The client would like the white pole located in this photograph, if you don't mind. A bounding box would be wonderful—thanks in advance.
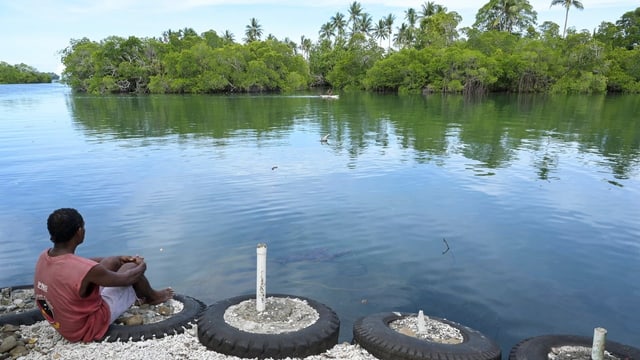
[256,243,267,312]
[592,327,607,360]
[417,310,427,333]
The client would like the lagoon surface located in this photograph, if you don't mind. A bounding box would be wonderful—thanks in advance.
[1,83,639,355]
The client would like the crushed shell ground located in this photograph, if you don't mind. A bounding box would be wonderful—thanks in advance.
[2,322,379,360]
[548,346,620,360]
[8,288,609,360]
[389,314,463,344]
[1,287,35,316]
[224,297,319,334]
[1,310,474,360]
[1,289,377,360]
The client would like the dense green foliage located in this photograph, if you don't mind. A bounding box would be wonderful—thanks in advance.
[0,62,56,84]
[61,28,310,94]
[60,2,640,94]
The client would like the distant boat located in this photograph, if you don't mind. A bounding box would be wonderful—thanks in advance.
[319,94,339,99]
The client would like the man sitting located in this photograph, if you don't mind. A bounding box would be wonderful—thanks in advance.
[34,208,174,342]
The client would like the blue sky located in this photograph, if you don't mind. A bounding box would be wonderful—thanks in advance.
[0,0,637,74]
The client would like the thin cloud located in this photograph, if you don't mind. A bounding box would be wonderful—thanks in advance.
[153,0,638,11]
[26,0,640,14]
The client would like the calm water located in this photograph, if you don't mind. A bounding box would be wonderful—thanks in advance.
[1,84,639,354]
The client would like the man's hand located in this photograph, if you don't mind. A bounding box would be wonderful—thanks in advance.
[97,255,145,272]
[120,255,144,265]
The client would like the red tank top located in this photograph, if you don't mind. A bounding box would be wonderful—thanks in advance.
[34,250,111,342]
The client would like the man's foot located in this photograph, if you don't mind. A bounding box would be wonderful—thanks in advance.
[144,288,175,305]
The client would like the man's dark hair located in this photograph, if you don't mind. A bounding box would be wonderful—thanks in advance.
[47,208,84,244]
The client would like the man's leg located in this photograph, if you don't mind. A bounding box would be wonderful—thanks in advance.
[118,262,174,305]
[101,286,137,323]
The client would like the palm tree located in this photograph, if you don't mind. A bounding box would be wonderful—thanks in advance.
[180,27,198,38]
[420,2,447,19]
[244,18,263,43]
[359,13,373,37]
[384,14,395,50]
[222,30,235,44]
[405,8,418,29]
[319,22,335,42]
[330,12,347,40]
[373,19,387,47]
[161,29,175,43]
[550,0,584,38]
[420,1,437,18]
[421,10,462,46]
[347,1,363,35]
[282,37,298,54]
[394,23,410,49]
[299,36,312,59]
[474,0,537,34]
[402,8,419,47]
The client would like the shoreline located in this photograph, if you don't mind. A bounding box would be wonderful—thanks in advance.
[2,289,377,359]
[8,320,378,360]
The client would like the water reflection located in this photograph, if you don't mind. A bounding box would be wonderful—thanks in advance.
[67,93,640,181]
[3,85,639,355]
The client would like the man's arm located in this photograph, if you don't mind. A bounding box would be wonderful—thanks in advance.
[96,256,142,272]
[79,260,147,297]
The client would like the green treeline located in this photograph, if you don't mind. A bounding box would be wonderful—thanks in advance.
[60,1,640,94]
[0,62,57,84]
[60,30,309,94]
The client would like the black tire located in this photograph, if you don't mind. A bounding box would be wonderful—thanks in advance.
[353,312,502,360]
[509,335,640,360]
[102,293,205,342]
[197,293,340,359]
[0,285,44,326]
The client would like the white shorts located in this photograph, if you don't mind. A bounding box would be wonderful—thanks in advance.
[100,286,138,324]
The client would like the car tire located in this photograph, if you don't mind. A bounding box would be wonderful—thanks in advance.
[0,284,44,326]
[353,312,501,360]
[102,293,205,342]
[197,293,340,359]
[509,334,640,360]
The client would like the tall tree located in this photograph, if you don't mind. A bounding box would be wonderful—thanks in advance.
[299,36,312,59]
[405,8,418,28]
[319,22,335,42]
[615,7,640,49]
[418,10,462,47]
[403,8,419,47]
[244,18,263,43]
[550,0,584,38]
[385,14,395,51]
[474,0,538,34]
[283,37,298,52]
[394,23,410,49]
[348,1,363,35]
[373,19,388,47]
[359,13,373,37]
[330,12,347,40]
[222,30,235,44]
[420,1,447,19]
[179,27,198,38]
[161,29,175,43]
[420,1,438,18]
[419,2,447,24]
